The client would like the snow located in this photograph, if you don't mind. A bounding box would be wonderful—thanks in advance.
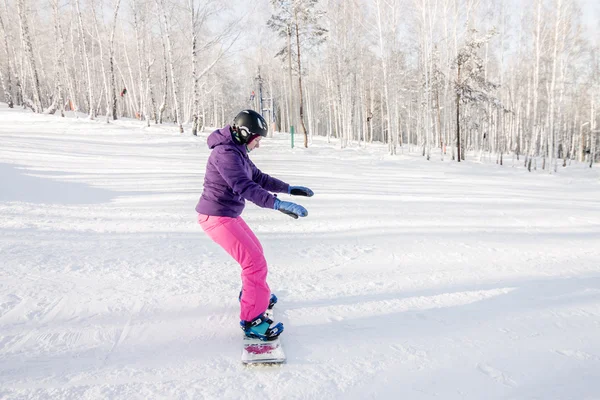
[1,102,600,399]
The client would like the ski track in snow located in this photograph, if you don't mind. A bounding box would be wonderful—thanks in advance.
[1,104,600,399]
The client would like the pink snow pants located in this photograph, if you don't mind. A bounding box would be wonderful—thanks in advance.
[197,214,270,321]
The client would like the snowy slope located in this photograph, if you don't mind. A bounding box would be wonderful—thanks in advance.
[1,103,600,400]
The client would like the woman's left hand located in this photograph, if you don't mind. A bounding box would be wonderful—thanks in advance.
[288,186,314,197]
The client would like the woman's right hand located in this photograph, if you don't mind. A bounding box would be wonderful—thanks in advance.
[274,198,308,219]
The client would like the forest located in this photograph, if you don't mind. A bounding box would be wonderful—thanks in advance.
[0,0,598,170]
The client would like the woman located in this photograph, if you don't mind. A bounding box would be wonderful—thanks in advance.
[196,109,313,341]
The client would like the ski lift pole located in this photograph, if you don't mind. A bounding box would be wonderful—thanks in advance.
[291,125,294,149]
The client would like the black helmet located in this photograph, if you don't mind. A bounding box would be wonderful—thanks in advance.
[232,109,268,144]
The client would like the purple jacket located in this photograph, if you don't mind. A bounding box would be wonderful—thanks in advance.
[195,125,289,217]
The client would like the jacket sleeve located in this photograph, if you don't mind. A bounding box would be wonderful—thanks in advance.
[215,148,277,209]
[250,161,290,193]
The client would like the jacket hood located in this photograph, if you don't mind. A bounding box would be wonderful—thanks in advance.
[207,125,237,149]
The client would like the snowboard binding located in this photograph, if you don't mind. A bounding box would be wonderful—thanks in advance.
[240,313,284,341]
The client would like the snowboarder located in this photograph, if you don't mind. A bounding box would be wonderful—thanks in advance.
[195,109,313,341]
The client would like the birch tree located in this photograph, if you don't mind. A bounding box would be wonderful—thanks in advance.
[17,0,43,112]
[156,0,183,133]
[453,28,501,162]
[268,0,327,147]
[131,0,146,122]
[75,0,95,118]
[375,0,394,155]
[51,0,79,115]
[0,7,14,108]
[189,0,237,136]
[108,0,122,120]
[0,0,596,171]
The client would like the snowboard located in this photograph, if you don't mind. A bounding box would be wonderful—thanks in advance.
[241,309,286,364]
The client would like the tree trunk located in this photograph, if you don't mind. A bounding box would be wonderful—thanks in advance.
[157,21,168,125]
[76,0,94,119]
[108,0,121,120]
[375,0,393,155]
[90,0,111,122]
[49,0,66,116]
[69,0,83,114]
[17,0,42,112]
[157,0,183,133]
[132,0,145,122]
[53,0,78,115]
[190,0,199,136]
[287,25,293,133]
[293,11,308,147]
[143,1,156,125]
[456,63,461,163]
[591,97,596,168]
[529,0,543,169]
[0,11,14,108]
[548,0,562,172]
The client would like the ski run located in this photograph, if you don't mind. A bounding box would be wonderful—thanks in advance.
[1,104,600,399]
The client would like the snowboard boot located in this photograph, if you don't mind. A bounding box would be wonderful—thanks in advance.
[268,293,278,310]
[238,291,278,310]
[240,313,284,341]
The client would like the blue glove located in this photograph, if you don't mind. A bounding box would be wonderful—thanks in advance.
[288,186,314,197]
[274,198,308,219]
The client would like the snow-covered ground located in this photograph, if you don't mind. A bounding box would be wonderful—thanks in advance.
[1,103,600,400]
